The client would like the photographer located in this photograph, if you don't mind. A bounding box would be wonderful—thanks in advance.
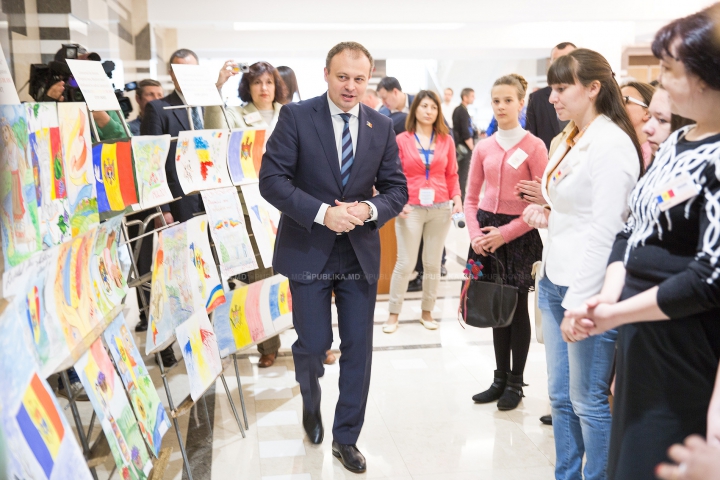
[38,45,128,142]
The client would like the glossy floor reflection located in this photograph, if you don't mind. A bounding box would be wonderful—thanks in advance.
[78,225,556,479]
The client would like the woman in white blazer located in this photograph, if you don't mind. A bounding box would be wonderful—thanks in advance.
[205,61,286,142]
[523,49,643,480]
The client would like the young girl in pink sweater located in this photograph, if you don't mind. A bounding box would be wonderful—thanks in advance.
[464,74,548,411]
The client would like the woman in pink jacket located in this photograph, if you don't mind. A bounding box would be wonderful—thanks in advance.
[382,90,462,333]
[465,74,548,411]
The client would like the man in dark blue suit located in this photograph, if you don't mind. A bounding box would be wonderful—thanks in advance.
[141,48,205,225]
[259,42,407,474]
[136,48,205,367]
[376,76,415,135]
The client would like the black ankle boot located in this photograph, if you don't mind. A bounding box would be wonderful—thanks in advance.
[472,370,507,403]
[497,373,525,411]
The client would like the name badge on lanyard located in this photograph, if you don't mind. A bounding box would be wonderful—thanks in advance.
[416,132,435,206]
[653,172,701,212]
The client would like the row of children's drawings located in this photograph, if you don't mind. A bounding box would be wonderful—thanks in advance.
[0,101,269,271]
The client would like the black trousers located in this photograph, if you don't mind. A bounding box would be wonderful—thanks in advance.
[289,235,376,444]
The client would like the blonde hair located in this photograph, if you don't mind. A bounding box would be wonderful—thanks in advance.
[492,74,528,100]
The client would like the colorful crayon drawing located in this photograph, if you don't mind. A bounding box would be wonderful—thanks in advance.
[0,104,42,268]
[90,215,128,318]
[76,339,153,480]
[47,227,102,355]
[26,102,71,248]
[175,311,222,402]
[186,215,226,313]
[200,187,257,281]
[2,247,72,377]
[146,223,195,355]
[92,140,139,214]
[213,275,292,357]
[227,128,266,185]
[174,129,232,194]
[104,314,170,457]
[131,135,174,209]
[240,183,280,268]
[57,102,99,236]
[0,305,93,480]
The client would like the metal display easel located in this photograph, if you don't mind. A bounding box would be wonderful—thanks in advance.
[116,101,252,480]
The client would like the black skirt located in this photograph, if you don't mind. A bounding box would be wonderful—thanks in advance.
[466,209,542,291]
[608,274,720,480]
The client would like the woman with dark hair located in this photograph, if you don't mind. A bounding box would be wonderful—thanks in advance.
[277,66,300,103]
[522,48,642,480]
[642,86,695,163]
[205,61,287,139]
[205,61,287,368]
[621,81,656,166]
[382,90,461,333]
[465,74,548,411]
[563,4,720,479]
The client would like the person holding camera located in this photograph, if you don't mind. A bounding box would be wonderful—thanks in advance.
[43,46,128,142]
[205,61,286,142]
[382,91,461,333]
[465,74,548,411]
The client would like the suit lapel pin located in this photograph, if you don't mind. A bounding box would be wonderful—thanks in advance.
[367,121,373,128]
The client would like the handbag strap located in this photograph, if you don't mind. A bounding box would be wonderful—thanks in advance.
[457,277,470,329]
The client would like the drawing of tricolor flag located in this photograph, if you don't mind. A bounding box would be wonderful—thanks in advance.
[656,188,676,205]
[16,372,65,478]
[269,280,292,321]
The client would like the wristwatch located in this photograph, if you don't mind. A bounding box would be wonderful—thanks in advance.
[361,201,374,222]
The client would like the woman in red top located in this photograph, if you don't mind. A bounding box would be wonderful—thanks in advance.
[465,74,549,410]
[382,91,462,333]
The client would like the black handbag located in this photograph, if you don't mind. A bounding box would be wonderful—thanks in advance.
[458,255,518,329]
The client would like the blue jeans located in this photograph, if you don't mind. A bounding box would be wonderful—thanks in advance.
[538,276,617,480]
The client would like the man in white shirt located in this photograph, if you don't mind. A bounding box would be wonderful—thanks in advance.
[442,87,458,128]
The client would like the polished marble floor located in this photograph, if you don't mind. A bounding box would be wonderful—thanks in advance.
[65,225,556,480]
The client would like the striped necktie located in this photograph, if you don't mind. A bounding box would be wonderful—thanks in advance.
[191,106,204,130]
[339,113,354,187]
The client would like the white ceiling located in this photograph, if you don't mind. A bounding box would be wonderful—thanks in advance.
[146,0,715,61]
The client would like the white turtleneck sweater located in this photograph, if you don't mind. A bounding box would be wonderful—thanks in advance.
[495,125,528,151]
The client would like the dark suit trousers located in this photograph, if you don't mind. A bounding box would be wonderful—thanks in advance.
[290,235,377,445]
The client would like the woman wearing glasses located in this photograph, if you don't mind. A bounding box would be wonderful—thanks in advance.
[621,82,656,167]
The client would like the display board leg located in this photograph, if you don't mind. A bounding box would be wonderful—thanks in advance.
[220,374,246,438]
[202,395,212,436]
[87,410,97,441]
[156,353,194,480]
[232,354,249,430]
[62,370,100,480]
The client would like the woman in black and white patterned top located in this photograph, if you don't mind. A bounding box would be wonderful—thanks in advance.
[562,5,720,480]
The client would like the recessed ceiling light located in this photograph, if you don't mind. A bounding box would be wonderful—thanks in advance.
[233,22,465,31]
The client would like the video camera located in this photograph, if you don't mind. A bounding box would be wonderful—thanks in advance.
[29,44,134,119]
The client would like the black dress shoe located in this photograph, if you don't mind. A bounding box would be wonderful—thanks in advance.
[407,276,423,292]
[303,410,323,444]
[135,317,148,332]
[540,414,553,425]
[332,441,366,474]
[441,265,448,277]
[157,345,178,369]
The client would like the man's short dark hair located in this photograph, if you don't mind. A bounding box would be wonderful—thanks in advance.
[169,48,198,65]
[460,87,474,100]
[554,42,577,51]
[136,79,162,96]
[377,77,402,93]
[325,42,374,72]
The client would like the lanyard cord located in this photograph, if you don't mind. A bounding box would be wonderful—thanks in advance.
[414,131,435,181]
